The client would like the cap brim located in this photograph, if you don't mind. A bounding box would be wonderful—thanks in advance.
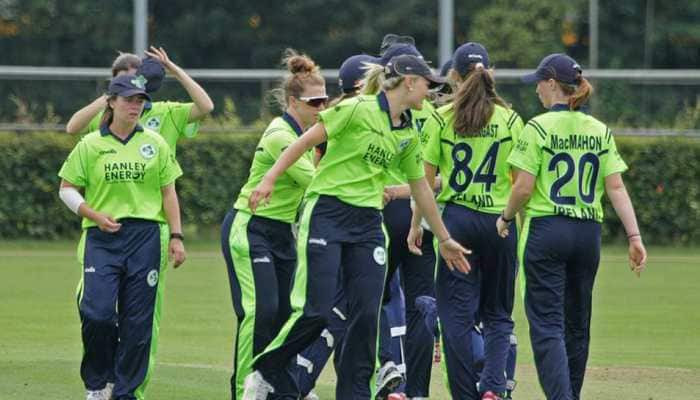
[425,74,447,89]
[119,89,152,102]
[521,72,542,84]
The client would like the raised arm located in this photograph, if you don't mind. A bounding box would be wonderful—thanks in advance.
[65,96,106,135]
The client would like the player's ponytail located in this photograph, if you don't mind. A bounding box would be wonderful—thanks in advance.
[271,49,325,109]
[452,63,508,136]
[556,72,593,110]
[361,63,405,95]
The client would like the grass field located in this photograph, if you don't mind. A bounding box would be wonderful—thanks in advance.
[1,241,699,399]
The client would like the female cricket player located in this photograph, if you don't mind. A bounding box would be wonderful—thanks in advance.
[497,53,647,400]
[243,54,471,400]
[221,49,325,400]
[65,46,214,155]
[58,74,185,400]
[410,42,523,400]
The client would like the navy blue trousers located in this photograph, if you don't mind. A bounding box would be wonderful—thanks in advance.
[254,195,387,400]
[79,219,166,400]
[436,204,517,399]
[522,216,601,400]
[379,199,436,397]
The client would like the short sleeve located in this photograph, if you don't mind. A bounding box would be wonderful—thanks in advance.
[507,121,543,176]
[399,135,425,181]
[318,101,357,140]
[422,114,443,166]
[507,110,525,146]
[165,102,195,138]
[58,140,88,186]
[159,141,183,186]
[602,131,628,176]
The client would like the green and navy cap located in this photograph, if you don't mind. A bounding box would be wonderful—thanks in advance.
[522,53,582,85]
[108,74,152,101]
[386,54,446,88]
[452,42,489,76]
[136,56,165,93]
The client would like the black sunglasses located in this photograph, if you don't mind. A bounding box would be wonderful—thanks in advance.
[298,96,329,108]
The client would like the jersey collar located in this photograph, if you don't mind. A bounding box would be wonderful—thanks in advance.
[549,103,590,114]
[282,112,304,136]
[100,123,144,145]
[143,101,153,112]
[377,91,413,130]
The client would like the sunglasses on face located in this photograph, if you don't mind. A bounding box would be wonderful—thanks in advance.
[298,95,329,108]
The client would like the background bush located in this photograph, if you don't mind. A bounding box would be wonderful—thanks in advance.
[2,132,698,244]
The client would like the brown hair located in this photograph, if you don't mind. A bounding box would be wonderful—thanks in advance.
[99,95,118,127]
[453,65,509,136]
[111,52,142,77]
[271,49,325,109]
[556,75,594,110]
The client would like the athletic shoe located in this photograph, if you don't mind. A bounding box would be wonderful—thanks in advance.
[375,361,404,400]
[303,391,320,400]
[481,391,503,400]
[86,390,105,400]
[102,382,114,400]
[387,393,407,400]
[242,370,275,400]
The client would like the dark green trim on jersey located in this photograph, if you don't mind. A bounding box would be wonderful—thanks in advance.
[99,123,145,145]
[377,92,413,130]
[527,120,548,140]
[507,111,519,130]
[500,137,513,144]
[431,110,446,130]
[282,112,304,136]
[440,138,454,147]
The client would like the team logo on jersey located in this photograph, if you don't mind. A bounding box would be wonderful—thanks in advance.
[398,138,411,151]
[373,246,386,265]
[145,116,161,130]
[140,143,157,159]
[147,269,159,287]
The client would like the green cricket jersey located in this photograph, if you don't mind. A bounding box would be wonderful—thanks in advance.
[234,113,315,223]
[85,101,198,155]
[423,103,524,213]
[59,125,183,229]
[384,99,435,185]
[308,92,425,209]
[507,105,628,222]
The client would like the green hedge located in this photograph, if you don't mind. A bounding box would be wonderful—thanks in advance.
[2,132,699,245]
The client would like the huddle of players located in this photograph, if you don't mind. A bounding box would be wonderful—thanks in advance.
[60,32,646,400]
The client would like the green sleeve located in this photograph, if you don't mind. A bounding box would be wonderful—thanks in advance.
[422,114,442,166]
[602,132,628,176]
[508,111,525,146]
[399,136,425,181]
[163,102,196,138]
[507,122,543,176]
[159,140,183,186]
[264,130,315,188]
[58,140,88,186]
[318,102,356,141]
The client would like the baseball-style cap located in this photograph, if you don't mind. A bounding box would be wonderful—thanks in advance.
[338,54,379,93]
[108,74,152,101]
[385,54,446,89]
[379,33,416,55]
[439,59,453,77]
[379,43,423,66]
[452,42,489,76]
[136,56,165,93]
[522,53,582,85]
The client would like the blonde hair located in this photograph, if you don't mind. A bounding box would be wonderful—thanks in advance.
[360,63,406,95]
[271,49,325,109]
[452,64,509,136]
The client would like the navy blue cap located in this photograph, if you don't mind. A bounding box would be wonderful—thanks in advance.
[522,53,582,85]
[108,74,152,101]
[136,56,165,93]
[386,54,446,89]
[439,59,453,77]
[452,42,489,76]
[379,43,423,66]
[338,54,379,93]
[379,33,416,55]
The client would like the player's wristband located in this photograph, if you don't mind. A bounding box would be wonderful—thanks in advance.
[170,233,185,242]
[500,212,514,224]
[627,233,641,240]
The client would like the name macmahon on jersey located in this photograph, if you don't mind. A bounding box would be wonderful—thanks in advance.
[550,134,603,152]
